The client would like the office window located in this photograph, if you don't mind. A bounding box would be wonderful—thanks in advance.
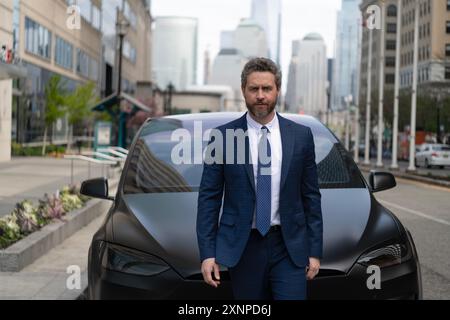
[123,0,137,29]
[77,49,89,78]
[447,21,450,33]
[89,57,98,81]
[55,36,73,70]
[446,66,450,80]
[387,5,397,17]
[25,17,51,59]
[447,0,450,10]
[386,40,396,50]
[446,44,450,57]
[386,74,395,84]
[387,23,397,33]
[386,56,396,67]
[123,40,136,63]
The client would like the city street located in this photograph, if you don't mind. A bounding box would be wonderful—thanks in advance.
[363,172,450,299]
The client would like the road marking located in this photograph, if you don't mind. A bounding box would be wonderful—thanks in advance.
[380,200,450,227]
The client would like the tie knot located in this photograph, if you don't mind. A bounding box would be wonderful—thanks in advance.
[261,126,270,133]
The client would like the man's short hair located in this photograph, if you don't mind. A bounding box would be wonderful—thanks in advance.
[241,57,282,90]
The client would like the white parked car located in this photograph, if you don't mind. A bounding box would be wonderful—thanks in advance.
[415,144,450,168]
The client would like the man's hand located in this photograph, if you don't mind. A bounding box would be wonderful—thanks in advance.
[201,258,221,288]
[306,257,320,280]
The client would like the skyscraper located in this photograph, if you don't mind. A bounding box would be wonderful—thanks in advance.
[285,34,328,118]
[332,0,362,111]
[152,16,198,90]
[251,0,282,64]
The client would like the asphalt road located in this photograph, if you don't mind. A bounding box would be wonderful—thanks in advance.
[363,172,450,300]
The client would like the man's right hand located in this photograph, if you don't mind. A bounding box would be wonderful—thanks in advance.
[201,258,221,288]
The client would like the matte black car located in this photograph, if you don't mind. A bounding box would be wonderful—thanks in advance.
[81,112,422,300]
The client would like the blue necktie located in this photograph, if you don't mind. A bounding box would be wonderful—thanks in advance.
[256,126,272,237]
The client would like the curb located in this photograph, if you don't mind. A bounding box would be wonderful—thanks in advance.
[358,165,450,188]
[0,178,119,272]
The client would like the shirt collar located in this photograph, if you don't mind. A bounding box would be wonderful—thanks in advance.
[246,112,278,132]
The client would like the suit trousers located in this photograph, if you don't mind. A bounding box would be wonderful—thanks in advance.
[228,227,307,300]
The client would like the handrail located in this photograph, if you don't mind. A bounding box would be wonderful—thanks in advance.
[97,148,128,159]
[81,151,124,162]
[63,155,117,185]
[108,146,129,155]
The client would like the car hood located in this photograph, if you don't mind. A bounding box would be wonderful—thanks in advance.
[120,188,397,278]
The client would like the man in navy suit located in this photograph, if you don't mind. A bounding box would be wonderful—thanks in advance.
[197,57,323,300]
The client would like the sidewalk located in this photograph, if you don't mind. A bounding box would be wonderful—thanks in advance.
[0,156,119,300]
[0,157,112,218]
[357,159,450,188]
[0,211,106,299]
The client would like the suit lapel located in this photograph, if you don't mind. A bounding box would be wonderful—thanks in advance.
[278,114,294,190]
[234,113,256,193]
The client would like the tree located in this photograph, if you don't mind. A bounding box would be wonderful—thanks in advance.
[43,75,67,156]
[65,81,99,150]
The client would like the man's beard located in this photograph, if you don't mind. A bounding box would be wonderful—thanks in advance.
[246,100,277,120]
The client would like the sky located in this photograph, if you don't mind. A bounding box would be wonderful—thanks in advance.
[151,0,342,92]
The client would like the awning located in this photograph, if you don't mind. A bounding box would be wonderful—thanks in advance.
[0,61,27,80]
[92,92,151,113]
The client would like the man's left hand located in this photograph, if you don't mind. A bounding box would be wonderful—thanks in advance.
[306,257,320,280]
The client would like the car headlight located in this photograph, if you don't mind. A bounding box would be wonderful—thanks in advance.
[101,242,170,276]
[357,241,412,268]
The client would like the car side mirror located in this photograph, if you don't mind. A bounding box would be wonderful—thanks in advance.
[368,171,397,193]
[80,177,114,201]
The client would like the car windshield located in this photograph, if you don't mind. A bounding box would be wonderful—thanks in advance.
[123,116,365,194]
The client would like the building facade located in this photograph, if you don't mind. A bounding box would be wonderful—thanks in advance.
[285,33,328,118]
[251,0,282,64]
[399,0,450,89]
[359,0,398,112]
[11,0,103,144]
[152,16,198,91]
[332,0,362,111]
[0,0,14,161]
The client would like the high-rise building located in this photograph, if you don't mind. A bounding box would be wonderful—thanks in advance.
[209,48,247,111]
[220,30,234,50]
[332,0,362,111]
[251,0,282,64]
[285,34,328,118]
[152,16,198,90]
[233,18,269,58]
[203,48,211,85]
[358,0,398,111]
[399,0,450,89]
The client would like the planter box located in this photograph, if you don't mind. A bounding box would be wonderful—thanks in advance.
[0,198,113,272]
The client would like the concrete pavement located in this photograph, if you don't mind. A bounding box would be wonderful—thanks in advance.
[0,157,114,218]
[0,156,118,300]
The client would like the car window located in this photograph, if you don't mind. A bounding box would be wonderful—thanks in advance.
[123,117,365,194]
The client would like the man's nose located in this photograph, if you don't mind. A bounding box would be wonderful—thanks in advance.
[256,89,264,99]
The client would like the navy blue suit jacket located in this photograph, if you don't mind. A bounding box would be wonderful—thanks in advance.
[196,113,323,268]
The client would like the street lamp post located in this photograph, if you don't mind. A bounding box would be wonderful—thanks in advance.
[116,10,129,148]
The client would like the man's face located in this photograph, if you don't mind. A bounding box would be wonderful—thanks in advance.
[242,72,279,120]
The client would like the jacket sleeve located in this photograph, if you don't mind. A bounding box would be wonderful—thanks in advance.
[196,133,224,262]
[301,127,323,259]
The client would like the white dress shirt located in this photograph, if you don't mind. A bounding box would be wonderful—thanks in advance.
[246,112,282,228]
